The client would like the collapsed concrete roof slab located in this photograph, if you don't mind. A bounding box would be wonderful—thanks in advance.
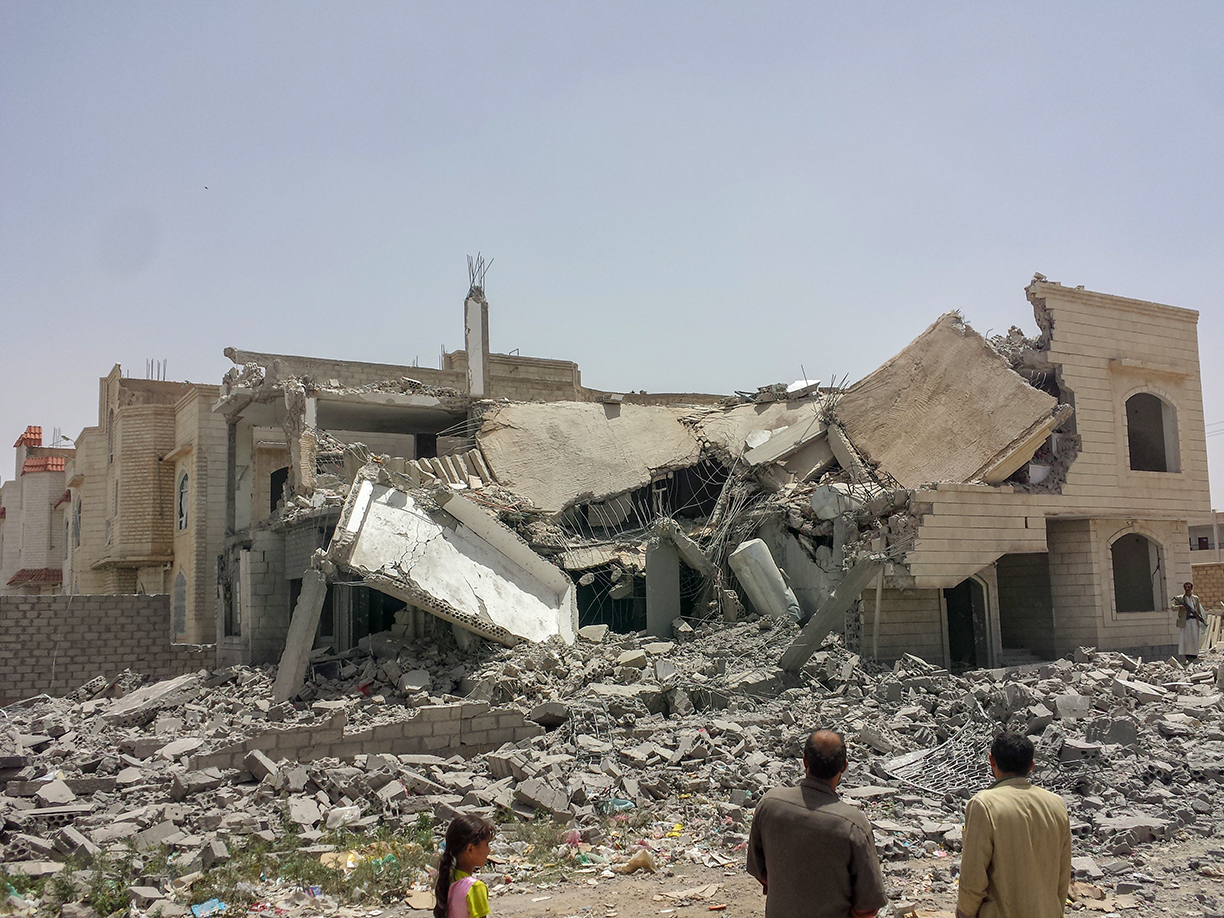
[327,477,578,645]
[836,313,1069,488]
[691,400,824,460]
[476,402,703,514]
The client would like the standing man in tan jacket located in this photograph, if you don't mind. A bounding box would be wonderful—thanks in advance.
[956,733,1071,918]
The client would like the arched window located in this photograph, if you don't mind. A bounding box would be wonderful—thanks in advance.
[1125,393,1179,472]
[107,409,115,464]
[74,500,82,547]
[177,473,189,530]
[1111,532,1162,613]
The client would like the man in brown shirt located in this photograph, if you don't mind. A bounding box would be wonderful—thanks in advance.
[747,730,887,918]
[956,732,1071,918]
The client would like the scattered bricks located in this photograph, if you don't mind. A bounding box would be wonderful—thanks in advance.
[171,769,225,801]
[128,886,165,908]
[120,737,164,760]
[1024,703,1054,734]
[397,669,432,693]
[654,659,679,683]
[54,825,101,863]
[1053,693,1091,720]
[201,837,230,869]
[1112,677,1168,704]
[9,833,57,861]
[616,649,648,668]
[528,702,569,728]
[1059,738,1104,762]
[64,777,117,795]
[1085,716,1140,748]
[135,820,179,852]
[116,766,144,786]
[158,737,204,760]
[514,777,572,819]
[287,796,322,827]
[1072,855,1104,879]
[244,749,280,782]
[486,749,524,781]
[376,779,407,805]
[578,624,609,643]
[285,765,309,793]
[34,778,76,805]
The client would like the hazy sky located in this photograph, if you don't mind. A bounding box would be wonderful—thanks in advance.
[2,3,1221,505]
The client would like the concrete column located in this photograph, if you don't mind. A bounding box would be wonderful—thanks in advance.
[464,292,490,397]
[272,570,328,703]
[728,538,802,622]
[646,539,681,638]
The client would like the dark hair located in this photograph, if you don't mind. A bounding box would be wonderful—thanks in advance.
[803,730,847,781]
[434,814,495,918]
[991,732,1035,776]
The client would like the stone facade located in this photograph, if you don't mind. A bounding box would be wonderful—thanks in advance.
[871,280,1212,664]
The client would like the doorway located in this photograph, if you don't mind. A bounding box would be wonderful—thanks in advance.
[944,578,988,668]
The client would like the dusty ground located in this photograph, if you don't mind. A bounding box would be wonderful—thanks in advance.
[455,833,1224,918]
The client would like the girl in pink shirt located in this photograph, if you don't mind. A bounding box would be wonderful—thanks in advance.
[434,815,495,918]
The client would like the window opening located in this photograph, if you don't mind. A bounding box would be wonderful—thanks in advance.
[177,473,189,530]
[1125,393,1178,472]
[173,572,187,635]
[1111,532,1161,613]
[270,466,289,516]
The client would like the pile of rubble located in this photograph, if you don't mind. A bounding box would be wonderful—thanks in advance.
[3,617,1223,914]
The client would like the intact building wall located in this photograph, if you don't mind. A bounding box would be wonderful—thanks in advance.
[857,588,945,664]
[1190,561,1224,610]
[0,594,212,705]
[1047,519,1098,656]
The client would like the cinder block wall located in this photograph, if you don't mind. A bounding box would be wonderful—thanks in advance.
[996,553,1056,659]
[0,594,213,705]
[1191,561,1224,609]
[192,703,544,770]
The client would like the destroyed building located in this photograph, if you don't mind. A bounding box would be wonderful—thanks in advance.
[214,283,725,667]
[244,275,1211,679]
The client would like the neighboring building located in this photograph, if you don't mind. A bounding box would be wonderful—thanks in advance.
[1189,509,1223,558]
[860,278,1213,663]
[64,366,226,644]
[0,426,74,596]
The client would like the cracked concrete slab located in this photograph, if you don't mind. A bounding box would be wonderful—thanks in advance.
[327,476,577,645]
[836,313,1069,488]
[476,402,702,514]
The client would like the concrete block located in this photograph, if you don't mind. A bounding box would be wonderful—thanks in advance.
[244,749,280,781]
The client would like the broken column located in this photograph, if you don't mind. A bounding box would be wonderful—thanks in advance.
[646,538,681,638]
[272,569,329,703]
[727,539,802,622]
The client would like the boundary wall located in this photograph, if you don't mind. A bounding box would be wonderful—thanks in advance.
[0,594,213,705]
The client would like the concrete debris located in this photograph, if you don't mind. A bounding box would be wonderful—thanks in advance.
[836,312,1071,488]
[2,620,1222,917]
[325,473,578,647]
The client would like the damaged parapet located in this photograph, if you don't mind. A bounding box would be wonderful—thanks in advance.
[326,467,578,648]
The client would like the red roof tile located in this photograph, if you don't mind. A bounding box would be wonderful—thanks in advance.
[7,568,63,586]
[22,456,66,474]
[54,490,72,508]
[13,426,42,448]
